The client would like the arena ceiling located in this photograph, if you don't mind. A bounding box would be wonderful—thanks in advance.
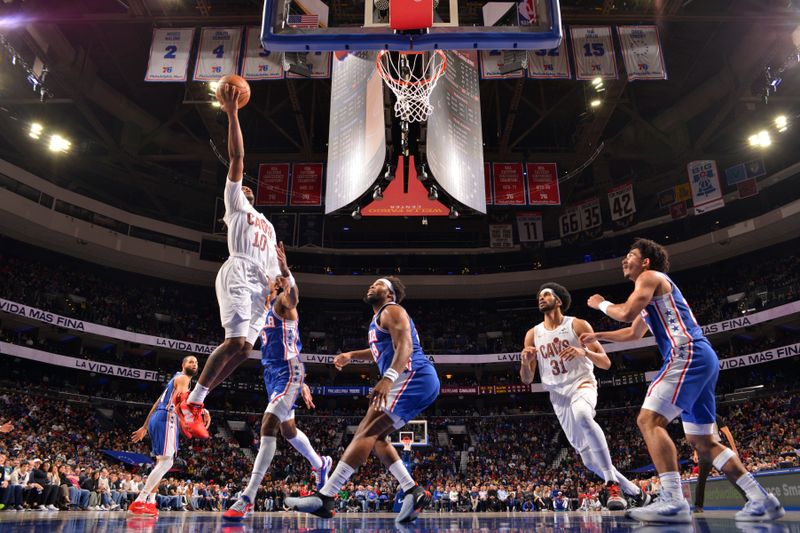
[0,0,798,234]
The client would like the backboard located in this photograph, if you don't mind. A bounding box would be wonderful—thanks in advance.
[388,419,428,447]
[261,0,562,52]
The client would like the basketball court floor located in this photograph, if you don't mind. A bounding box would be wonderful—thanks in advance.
[0,510,798,532]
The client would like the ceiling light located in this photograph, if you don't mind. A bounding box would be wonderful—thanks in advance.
[590,99,602,108]
[591,77,603,86]
[775,115,788,132]
[211,101,221,108]
[351,206,362,220]
[757,130,771,147]
[29,122,43,139]
[48,134,70,153]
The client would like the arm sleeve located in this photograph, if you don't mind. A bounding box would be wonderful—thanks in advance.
[224,178,246,214]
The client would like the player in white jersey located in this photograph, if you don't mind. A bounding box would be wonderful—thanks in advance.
[520,282,649,509]
[177,84,281,440]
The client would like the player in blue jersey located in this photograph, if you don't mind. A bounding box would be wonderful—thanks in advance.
[130,355,209,517]
[286,276,439,523]
[584,239,784,523]
[223,244,332,521]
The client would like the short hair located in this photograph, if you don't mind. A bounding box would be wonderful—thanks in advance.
[538,282,571,312]
[630,238,670,273]
[384,276,406,303]
[182,355,197,365]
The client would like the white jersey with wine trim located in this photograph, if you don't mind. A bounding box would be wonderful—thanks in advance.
[534,316,597,398]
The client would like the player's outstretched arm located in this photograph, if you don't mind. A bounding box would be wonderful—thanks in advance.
[579,314,649,345]
[132,396,162,442]
[587,271,660,323]
[220,85,244,184]
[275,242,299,310]
[519,328,537,385]
[333,349,373,370]
[568,319,611,370]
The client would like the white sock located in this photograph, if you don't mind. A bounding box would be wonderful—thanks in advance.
[613,467,641,496]
[659,471,683,500]
[135,491,148,503]
[320,461,355,497]
[147,492,157,504]
[187,384,210,405]
[736,473,769,503]
[140,457,173,500]
[287,430,323,470]
[388,460,416,492]
[243,436,277,501]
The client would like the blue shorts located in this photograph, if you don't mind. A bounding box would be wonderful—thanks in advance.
[383,365,440,429]
[148,409,179,457]
[263,358,305,422]
[643,339,719,435]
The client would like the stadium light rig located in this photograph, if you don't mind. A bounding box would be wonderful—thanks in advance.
[748,130,771,148]
[29,123,43,139]
[774,115,788,132]
[48,134,71,153]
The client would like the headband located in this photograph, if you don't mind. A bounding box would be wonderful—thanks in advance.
[376,278,395,294]
[538,288,561,304]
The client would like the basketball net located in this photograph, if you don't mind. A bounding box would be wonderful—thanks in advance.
[401,436,413,452]
[376,50,447,123]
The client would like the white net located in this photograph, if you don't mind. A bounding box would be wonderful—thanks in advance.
[376,50,447,123]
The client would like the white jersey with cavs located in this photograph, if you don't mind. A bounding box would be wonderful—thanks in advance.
[534,315,599,451]
[534,316,597,399]
[215,179,281,345]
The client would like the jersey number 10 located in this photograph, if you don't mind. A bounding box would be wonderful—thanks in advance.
[252,231,268,251]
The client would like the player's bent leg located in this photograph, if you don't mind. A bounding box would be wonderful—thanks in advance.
[685,432,784,522]
[281,419,331,490]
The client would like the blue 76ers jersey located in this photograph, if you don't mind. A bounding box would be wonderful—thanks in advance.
[368,302,432,375]
[641,272,706,359]
[156,372,183,412]
[260,304,301,368]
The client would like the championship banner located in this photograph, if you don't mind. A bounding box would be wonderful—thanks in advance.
[607,182,636,221]
[256,163,290,206]
[617,25,667,81]
[570,26,618,80]
[492,163,525,205]
[527,38,571,79]
[1,342,160,382]
[578,197,602,231]
[687,160,725,214]
[193,27,243,82]
[526,163,560,205]
[516,212,544,243]
[286,51,332,79]
[558,206,582,238]
[241,26,283,80]
[479,50,525,79]
[484,163,493,205]
[489,224,514,248]
[145,28,194,82]
[290,163,323,206]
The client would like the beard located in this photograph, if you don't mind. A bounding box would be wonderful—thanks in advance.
[364,293,382,305]
[184,367,198,377]
[538,302,556,313]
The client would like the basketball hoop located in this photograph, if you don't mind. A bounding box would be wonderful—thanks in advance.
[400,435,413,452]
[376,50,446,123]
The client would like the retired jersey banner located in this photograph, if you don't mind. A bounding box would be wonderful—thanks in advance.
[617,25,667,81]
[484,163,493,205]
[570,26,617,80]
[241,26,283,80]
[558,207,582,238]
[688,160,725,214]
[492,163,526,205]
[286,51,332,79]
[578,197,602,231]
[607,182,636,221]
[290,163,323,206]
[516,212,544,242]
[527,37,571,79]
[256,163,290,206]
[145,28,194,82]
[479,50,525,79]
[489,224,514,248]
[526,163,560,205]
[193,27,243,81]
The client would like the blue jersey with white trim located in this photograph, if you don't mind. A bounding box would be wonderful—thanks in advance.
[156,372,183,412]
[641,272,706,358]
[260,304,302,368]
[368,302,431,375]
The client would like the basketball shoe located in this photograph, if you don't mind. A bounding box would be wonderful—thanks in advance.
[285,491,336,518]
[396,485,431,524]
[313,456,333,491]
[627,497,691,523]
[223,495,253,522]
[735,494,785,522]
[175,392,209,439]
[128,501,158,517]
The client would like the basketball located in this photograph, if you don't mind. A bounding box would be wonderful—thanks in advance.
[215,74,250,109]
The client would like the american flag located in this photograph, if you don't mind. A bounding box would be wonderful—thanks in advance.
[287,14,319,28]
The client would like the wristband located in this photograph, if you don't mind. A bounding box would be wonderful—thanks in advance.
[287,274,296,288]
[383,368,399,383]
[598,301,612,315]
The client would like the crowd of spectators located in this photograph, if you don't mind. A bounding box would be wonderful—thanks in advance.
[1,381,797,514]
[1,239,798,356]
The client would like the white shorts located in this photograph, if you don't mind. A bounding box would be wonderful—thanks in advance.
[550,385,598,452]
[265,358,305,423]
[215,257,270,345]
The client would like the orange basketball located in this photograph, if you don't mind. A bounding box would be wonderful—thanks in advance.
[215,74,251,109]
